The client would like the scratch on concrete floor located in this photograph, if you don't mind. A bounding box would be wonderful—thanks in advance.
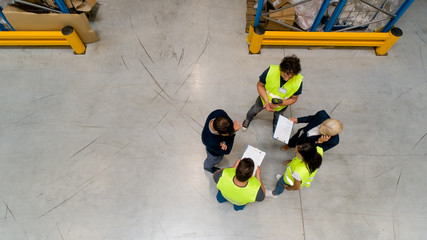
[151,88,173,105]
[420,46,426,75]
[413,132,427,150]
[395,168,403,193]
[298,190,307,240]
[184,34,212,74]
[31,94,56,103]
[57,223,64,240]
[139,58,174,101]
[136,35,154,64]
[193,186,211,203]
[330,98,344,115]
[183,114,201,135]
[153,112,168,129]
[177,48,184,67]
[180,95,190,112]
[38,179,95,218]
[3,201,17,222]
[159,221,166,235]
[76,164,114,188]
[416,30,427,45]
[185,113,203,128]
[395,81,426,100]
[68,137,99,159]
[373,162,406,179]
[175,70,193,94]
[129,15,135,33]
[121,56,130,71]
[154,129,168,145]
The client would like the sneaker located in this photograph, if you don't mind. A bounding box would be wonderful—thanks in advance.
[265,189,278,198]
[242,119,251,132]
[275,174,282,180]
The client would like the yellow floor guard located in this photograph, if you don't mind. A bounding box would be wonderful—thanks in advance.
[247,25,402,56]
[0,26,86,54]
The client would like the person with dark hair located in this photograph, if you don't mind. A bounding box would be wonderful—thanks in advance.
[213,158,266,211]
[281,110,343,152]
[202,109,242,173]
[266,141,323,198]
[242,55,303,132]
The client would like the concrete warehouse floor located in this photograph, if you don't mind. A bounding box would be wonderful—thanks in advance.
[0,0,426,239]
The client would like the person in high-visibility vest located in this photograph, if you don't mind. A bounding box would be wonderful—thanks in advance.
[202,109,242,173]
[281,110,343,152]
[265,141,322,198]
[242,55,303,132]
[213,158,265,211]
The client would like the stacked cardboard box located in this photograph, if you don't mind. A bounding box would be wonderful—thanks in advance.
[265,3,295,31]
[246,0,256,32]
[246,0,295,32]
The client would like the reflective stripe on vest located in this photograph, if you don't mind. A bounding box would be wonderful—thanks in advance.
[283,146,324,189]
[217,168,261,206]
[261,65,303,112]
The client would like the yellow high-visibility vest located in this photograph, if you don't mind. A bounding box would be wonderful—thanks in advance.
[283,146,323,189]
[217,168,261,206]
[261,65,303,112]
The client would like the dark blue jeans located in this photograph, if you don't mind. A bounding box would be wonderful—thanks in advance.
[246,97,288,130]
[204,149,223,171]
[272,175,291,196]
[216,190,246,211]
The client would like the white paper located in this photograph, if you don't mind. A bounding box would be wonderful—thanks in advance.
[242,145,266,175]
[273,115,294,144]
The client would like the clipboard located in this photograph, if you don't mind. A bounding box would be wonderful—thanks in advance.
[242,145,266,175]
[273,115,294,144]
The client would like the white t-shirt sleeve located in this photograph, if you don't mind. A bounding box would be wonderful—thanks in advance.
[292,171,301,181]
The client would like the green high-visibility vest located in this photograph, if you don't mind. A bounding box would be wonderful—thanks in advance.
[217,168,261,206]
[261,65,303,112]
[283,146,324,189]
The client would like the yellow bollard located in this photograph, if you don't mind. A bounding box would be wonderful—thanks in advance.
[248,25,265,54]
[62,26,86,54]
[375,27,402,55]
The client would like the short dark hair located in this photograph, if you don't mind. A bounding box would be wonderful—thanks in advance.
[297,141,322,174]
[236,158,254,182]
[280,55,301,75]
[213,116,234,135]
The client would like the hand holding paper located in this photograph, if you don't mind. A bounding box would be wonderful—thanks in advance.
[273,115,294,144]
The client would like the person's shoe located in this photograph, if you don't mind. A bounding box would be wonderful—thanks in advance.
[205,167,220,174]
[242,119,251,132]
[275,174,282,180]
[265,189,278,198]
[280,145,290,151]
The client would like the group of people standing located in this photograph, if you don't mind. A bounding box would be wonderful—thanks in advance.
[201,55,344,211]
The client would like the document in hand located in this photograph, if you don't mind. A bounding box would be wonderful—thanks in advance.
[242,145,266,175]
[273,115,294,144]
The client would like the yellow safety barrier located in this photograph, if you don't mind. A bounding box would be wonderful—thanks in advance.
[247,25,403,56]
[0,26,86,54]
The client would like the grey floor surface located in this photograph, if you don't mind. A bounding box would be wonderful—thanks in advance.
[1,0,426,239]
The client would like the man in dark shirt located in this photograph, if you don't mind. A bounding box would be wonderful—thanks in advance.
[202,109,241,173]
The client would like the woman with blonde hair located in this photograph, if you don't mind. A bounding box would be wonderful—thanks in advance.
[281,110,343,152]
